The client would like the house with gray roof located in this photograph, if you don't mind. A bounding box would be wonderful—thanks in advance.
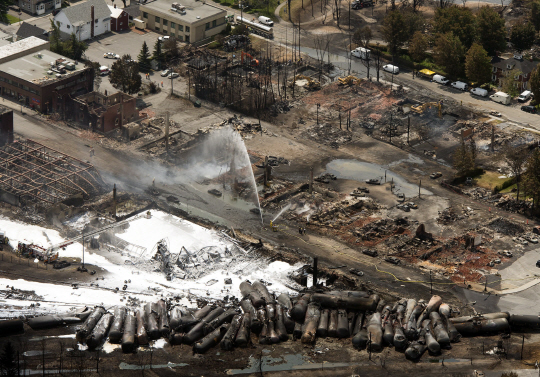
[53,0,112,41]
[491,54,540,91]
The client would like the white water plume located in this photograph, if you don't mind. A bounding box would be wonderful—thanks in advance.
[272,203,292,222]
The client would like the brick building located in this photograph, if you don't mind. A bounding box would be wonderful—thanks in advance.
[108,5,129,31]
[0,49,93,113]
[69,91,138,133]
[491,54,540,91]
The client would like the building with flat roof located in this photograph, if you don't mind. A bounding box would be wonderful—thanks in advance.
[139,0,226,43]
[0,49,93,113]
[0,36,50,64]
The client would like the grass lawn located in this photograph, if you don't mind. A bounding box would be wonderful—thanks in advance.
[475,171,507,190]
[5,14,21,24]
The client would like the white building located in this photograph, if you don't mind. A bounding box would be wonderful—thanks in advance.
[53,0,111,41]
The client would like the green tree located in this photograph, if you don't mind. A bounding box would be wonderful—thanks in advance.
[433,7,477,50]
[453,139,476,176]
[502,144,529,201]
[84,61,102,91]
[510,22,536,52]
[408,31,428,62]
[0,342,17,377]
[382,10,407,57]
[402,9,424,42]
[152,40,165,69]
[353,26,372,48]
[110,55,142,94]
[49,20,64,56]
[433,32,465,77]
[163,37,180,60]
[232,24,249,35]
[531,0,540,31]
[63,33,88,60]
[500,68,523,97]
[477,6,507,56]
[530,65,540,101]
[465,43,492,84]
[523,149,540,208]
[138,41,152,73]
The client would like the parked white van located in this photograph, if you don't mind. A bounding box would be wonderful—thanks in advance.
[351,47,370,60]
[258,16,274,26]
[450,81,468,91]
[490,91,511,105]
[383,64,399,74]
[432,74,449,85]
[518,90,532,102]
[470,87,488,97]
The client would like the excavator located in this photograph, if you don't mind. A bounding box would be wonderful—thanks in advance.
[410,102,442,118]
[241,51,259,67]
[288,74,321,90]
[338,75,361,86]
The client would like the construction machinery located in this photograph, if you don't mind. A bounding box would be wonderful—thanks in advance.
[241,51,259,67]
[338,75,361,86]
[410,102,442,118]
[288,74,320,90]
[17,242,58,263]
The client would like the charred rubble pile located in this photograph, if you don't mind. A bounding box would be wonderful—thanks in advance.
[4,282,540,361]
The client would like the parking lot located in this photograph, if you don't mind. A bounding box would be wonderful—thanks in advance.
[82,29,184,93]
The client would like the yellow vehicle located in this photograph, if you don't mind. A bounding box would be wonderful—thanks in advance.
[410,102,442,118]
[338,75,361,86]
[289,74,320,90]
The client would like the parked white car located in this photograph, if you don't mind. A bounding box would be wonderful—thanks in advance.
[168,72,179,79]
[470,87,488,97]
[450,81,468,91]
[158,36,171,42]
[433,74,449,85]
[351,47,370,60]
[383,64,399,74]
[103,52,120,59]
[161,69,172,77]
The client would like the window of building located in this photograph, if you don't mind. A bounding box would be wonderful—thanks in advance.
[212,20,216,27]
[143,12,148,18]
[171,32,175,37]
[171,21,176,28]
[186,26,190,32]
[95,19,98,23]
[178,35,183,41]
[186,35,190,42]
[155,26,160,31]
[163,19,168,26]
[155,16,160,23]
[178,24,183,31]
[206,22,210,30]
[492,66,497,73]
[67,24,70,28]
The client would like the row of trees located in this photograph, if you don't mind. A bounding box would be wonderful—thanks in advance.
[379,4,538,85]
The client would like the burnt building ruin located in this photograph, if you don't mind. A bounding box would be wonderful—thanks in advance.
[70,91,139,133]
[0,139,105,206]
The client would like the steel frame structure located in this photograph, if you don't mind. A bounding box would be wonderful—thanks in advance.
[0,139,105,205]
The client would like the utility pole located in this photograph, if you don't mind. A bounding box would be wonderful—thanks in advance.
[430,270,433,294]
[316,103,320,125]
[407,115,410,145]
[419,180,421,199]
[165,111,169,154]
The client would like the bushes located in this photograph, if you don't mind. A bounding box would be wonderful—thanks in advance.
[494,176,517,192]
[452,168,485,184]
